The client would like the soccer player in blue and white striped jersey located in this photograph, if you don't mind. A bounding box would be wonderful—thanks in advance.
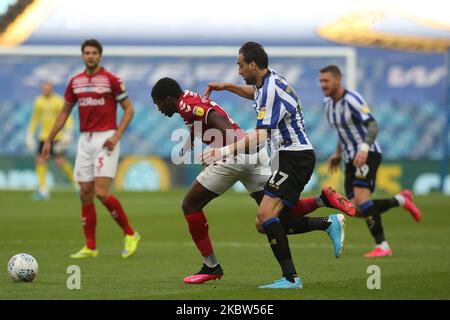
[202,43,354,289]
[319,65,422,258]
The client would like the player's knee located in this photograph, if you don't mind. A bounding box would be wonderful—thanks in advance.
[54,156,65,167]
[79,189,94,205]
[181,197,199,215]
[255,218,265,234]
[96,194,108,203]
[95,190,109,202]
[36,156,46,165]
[256,207,271,224]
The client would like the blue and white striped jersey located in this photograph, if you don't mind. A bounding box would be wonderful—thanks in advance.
[253,69,313,157]
[325,89,382,162]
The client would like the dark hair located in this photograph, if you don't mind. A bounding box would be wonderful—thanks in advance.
[239,41,268,69]
[320,65,342,78]
[151,77,183,99]
[81,39,103,55]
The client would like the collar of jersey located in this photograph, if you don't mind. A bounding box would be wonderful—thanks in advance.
[84,66,104,77]
[256,69,272,90]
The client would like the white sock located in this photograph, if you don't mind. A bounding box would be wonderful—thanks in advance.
[376,241,390,251]
[203,254,218,268]
[394,194,405,207]
[315,196,325,208]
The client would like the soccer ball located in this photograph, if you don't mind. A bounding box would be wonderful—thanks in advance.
[7,253,38,282]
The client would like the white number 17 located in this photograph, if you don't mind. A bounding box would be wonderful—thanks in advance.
[269,171,289,187]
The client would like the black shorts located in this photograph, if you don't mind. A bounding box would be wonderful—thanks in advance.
[264,150,315,208]
[37,141,66,156]
[344,152,382,199]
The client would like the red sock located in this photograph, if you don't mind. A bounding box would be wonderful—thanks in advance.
[291,197,318,216]
[102,195,134,235]
[185,211,213,257]
[82,203,97,249]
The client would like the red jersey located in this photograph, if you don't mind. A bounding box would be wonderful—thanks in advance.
[177,90,244,148]
[64,67,128,132]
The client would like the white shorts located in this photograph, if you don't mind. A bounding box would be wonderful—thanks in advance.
[74,130,120,182]
[196,148,272,195]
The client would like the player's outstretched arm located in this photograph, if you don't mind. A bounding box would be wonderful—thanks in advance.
[42,103,74,159]
[199,129,267,165]
[103,98,134,151]
[204,82,254,100]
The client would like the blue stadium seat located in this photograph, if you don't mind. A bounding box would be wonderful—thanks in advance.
[0,98,442,160]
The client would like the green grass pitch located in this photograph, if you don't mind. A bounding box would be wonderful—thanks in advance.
[0,190,449,299]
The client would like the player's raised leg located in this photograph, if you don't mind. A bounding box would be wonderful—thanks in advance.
[251,185,346,259]
[70,181,98,258]
[290,186,355,217]
[398,190,422,222]
[181,180,224,284]
[95,177,140,258]
[368,190,422,222]
[255,205,345,259]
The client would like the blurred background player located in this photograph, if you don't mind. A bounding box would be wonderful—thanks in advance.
[319,65,422,258]
[152,77,352,285]
[204,42,352,289]
[42,39,140,259]
[26,81,75,200]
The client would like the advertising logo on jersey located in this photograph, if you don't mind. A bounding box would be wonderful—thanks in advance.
[78,97,106,107]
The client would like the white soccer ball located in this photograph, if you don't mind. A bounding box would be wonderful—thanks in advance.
[7,253,38,282]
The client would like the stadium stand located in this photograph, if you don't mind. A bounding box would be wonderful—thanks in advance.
[0,95,443,160]
[0,40,446,163]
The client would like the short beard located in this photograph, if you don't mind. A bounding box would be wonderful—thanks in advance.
[327,88,338,98]
[244,75,257,85]
[86,62,99,71]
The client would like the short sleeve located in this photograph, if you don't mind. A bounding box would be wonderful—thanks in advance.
[64,78,77,106]
[110,74,128,102]
[345,92,374,124]
[179,99,213,125]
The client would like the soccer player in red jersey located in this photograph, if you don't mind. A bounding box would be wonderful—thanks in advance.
[151,77,354,284]
[42,39,140,259]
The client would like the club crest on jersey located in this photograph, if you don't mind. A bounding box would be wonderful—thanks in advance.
[193,106,205,117]
[362,105,371,113]
[257,107,266,120]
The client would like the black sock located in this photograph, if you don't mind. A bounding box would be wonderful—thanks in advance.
[373,198,399,214]
[262,217,297,282]
[319,192,331,207]
[360,201,385,244]
[280,216,331,234]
